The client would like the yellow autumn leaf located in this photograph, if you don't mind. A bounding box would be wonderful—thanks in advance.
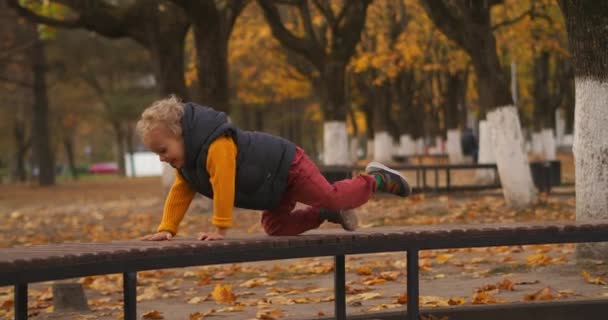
[435,254,453,264]
[142,310,164,319]
[211,284,236,304]
[356,266,373,275]
[523,287,556,301]
[472,291,501,304]
[526,253,552,266]
[582,270,607,285]
[448,297,466,305]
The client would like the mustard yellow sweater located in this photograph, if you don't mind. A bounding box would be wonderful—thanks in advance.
[157,136,237,235]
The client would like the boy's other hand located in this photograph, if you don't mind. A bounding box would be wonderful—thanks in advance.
[197,232,224,241]
[140,231,173,241]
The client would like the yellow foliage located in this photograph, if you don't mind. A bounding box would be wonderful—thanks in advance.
[211,284,236,304]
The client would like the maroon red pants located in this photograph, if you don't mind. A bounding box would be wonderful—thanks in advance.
[261,147,376,235]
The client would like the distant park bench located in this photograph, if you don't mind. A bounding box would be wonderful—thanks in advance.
[2,221,608,320]
[321,160,564,194]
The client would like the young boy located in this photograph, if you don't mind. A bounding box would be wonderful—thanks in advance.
[137,96,410,241]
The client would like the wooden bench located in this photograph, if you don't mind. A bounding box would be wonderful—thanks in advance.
[2,221,608,320]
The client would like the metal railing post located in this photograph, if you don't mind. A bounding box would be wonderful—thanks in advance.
[15,283,27,320]
[407,249,420,320]
[123,272,137,320]
[334,255,346,320]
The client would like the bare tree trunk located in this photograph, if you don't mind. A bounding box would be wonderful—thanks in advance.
[13,119,29,183]
[125,124,136,177]
[63,136,78,180]
[31,36,55,186]
[112,122,126,177]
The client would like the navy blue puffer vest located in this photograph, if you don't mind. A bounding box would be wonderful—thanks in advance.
[178,103,296,210]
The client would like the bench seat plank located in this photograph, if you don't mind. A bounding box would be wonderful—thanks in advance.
[1,221,608,286]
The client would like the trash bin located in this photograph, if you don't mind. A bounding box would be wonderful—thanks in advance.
[530,160,561,192]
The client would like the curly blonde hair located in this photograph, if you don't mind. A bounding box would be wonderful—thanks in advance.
[136,95,184,139]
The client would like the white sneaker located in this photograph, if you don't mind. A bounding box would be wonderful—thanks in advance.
[365,161,411,197]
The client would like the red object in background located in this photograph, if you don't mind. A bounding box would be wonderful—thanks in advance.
[88,162,119,174]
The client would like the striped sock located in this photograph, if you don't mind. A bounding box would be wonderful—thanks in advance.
[372,173,384,191]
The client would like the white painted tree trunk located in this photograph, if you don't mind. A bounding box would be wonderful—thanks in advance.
[555,109,565,146]
[415,138,425,155]
[349,138,360,162]
[446,129,464,164]
[323,121,350,165]
[487,106,537,208]
[541,128,556,160]
[373,131,394,163]
[531,132,544,156]
[475,120,496,183]
[366,139,374,159]
[574,79,608,259]
[399,134,415,156]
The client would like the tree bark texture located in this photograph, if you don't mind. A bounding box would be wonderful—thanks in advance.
[31,36,55,186]
[560,1,608,259]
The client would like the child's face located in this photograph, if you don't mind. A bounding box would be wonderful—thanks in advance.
[144,125,185,169]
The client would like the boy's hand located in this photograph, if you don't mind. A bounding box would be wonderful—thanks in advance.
[197,227,228,241]
[197,232,224,241]
[141,231,173,241]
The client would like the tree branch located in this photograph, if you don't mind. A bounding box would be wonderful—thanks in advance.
[257,0,324,67]
[7,0,83,28]
[311,0,336,26]
[420,1,467,50]
[296,0,320,46]
[334,1,371,59]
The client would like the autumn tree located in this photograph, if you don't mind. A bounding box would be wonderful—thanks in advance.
[0,2,33,182]
[493,0,571,161]
[258,0,372,165]
[559,1,608,259]
[229,3,318,150]
[9,0,191,99]
[421,0,537,208]
[170,0,248,113]
[2,2,58,186]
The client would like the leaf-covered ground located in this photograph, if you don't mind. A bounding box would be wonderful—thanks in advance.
[0,172,606,319]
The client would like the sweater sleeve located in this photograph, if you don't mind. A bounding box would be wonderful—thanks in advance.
[206,135,237,228]
[157,170,196,235]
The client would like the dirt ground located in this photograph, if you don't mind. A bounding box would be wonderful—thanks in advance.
[0,161,606,319]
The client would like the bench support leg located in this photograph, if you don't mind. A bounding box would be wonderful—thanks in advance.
[334,255,346,320]
[407,249,419,320]
[123,272,137,320]
[14,283,27,320]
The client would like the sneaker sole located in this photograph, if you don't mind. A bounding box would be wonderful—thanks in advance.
[339,209,358,231]
[365,161,412,197]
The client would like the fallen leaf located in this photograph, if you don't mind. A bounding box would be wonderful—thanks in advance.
[435,254,453,264]
[356,266,373,276]
[582,270,607,285]
[524,287,556,301]
[498,278,514,291]
[211,284,236,304]
[142,310,164,319]
[346,292,382,302]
